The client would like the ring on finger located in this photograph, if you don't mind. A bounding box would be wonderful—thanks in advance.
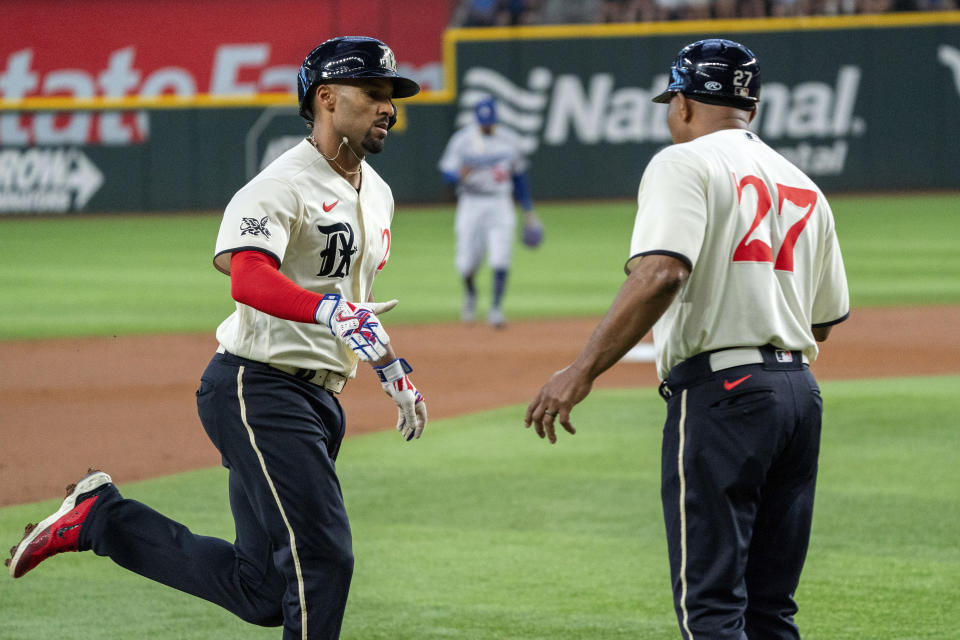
[544,409,558,417]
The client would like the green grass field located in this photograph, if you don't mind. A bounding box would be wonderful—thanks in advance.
[0,193,958,339]
[1,193,958,638]
[1,379,958,639]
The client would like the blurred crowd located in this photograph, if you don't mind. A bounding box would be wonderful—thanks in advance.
[452,0,956,24]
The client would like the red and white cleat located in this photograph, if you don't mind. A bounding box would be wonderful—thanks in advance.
[6,469,112,578]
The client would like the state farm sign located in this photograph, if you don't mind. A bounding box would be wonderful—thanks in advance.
[0,45,297,146]
[0,0,449,148]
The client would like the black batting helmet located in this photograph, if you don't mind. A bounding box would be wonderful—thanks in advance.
[652,39,760,111]
[297,36,420,123]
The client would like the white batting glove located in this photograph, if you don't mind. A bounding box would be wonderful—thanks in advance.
[374,358,427,441]
[315,294,397,361]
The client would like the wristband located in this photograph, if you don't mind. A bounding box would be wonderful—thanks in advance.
[314,293,342,325]
[374,357,413,383]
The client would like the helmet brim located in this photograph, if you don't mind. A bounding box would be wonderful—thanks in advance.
[651,89,757,111]
[390,77,420,99]
[319,74,420,99]
[651,90,675,104]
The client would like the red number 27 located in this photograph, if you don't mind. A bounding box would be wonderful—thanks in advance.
[731,174,817,273]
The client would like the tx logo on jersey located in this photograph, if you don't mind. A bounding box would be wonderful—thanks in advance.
[317,222,357,278]
[240,216,271,238]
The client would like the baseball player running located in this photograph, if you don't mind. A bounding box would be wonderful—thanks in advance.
[7,36,426,640]
[438,97,539,328]
[525,39,849,639]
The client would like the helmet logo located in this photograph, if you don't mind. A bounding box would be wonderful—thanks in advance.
[735,87,750,97]
[379,45,398,73]
[705,81,722,91]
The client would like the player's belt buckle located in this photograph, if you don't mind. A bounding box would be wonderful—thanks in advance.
[271,363,347,394]
[290,367,347,394]
[317,370,347,394]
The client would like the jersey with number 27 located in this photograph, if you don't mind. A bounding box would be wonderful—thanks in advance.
[626,129,849,379]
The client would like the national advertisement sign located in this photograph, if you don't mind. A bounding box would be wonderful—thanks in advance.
[453,62,862,177]
[2,13,957,213]
[448,18,960,196]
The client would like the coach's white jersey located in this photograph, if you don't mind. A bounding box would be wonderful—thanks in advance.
[213,139,393,376]
[437,124,529,197]
[627,129,849,378]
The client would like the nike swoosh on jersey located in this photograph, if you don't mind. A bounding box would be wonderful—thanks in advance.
[322,200,339,212]
[723,375,752,391]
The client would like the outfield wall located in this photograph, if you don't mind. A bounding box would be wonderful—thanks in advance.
[2,12,958,214]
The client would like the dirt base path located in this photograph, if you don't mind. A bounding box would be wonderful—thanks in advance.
[2,306,958,506]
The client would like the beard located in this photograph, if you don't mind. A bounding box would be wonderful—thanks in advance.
[360,121,389,155]
[361,132,385,154]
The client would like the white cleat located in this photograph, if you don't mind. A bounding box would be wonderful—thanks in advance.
[487,307,506,329]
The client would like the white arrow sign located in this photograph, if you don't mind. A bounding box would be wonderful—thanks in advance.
[0,148,104,214]
[66,150,104,209]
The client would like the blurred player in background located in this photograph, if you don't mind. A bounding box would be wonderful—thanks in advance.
[438,97,541,328]
[525,39,848,639]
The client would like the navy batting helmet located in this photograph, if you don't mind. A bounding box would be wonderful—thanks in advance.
[652,39,760,111]
[297,36,420,123]
[474,97,497,126]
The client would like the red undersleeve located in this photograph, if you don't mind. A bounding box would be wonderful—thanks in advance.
[230,251,323,324]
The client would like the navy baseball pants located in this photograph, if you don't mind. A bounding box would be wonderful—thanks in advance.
[80,351,353,639]
[659,346,822,640]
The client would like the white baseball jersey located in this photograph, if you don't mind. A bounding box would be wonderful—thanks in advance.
[626,129,849,379]
[439,125,529,275]
[437,124,529,197]
[213,138,393,376]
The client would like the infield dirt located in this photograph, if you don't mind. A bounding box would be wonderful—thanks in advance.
[2,305,958,507]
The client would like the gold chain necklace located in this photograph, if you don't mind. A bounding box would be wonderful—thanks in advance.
[310,136,362,176]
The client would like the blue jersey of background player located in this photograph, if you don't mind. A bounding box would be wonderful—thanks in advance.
[437,97,537,328]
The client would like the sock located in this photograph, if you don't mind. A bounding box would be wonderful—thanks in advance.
[492,269,508,308]
[464,274,476,298]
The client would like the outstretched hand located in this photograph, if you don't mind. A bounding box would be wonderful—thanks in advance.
[524,364,593,444]
[315,294,397,361]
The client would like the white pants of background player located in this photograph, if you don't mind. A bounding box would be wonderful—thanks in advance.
[454,193,516,276]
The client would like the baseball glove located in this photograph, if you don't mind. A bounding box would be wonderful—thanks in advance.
[522,212,544,249]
